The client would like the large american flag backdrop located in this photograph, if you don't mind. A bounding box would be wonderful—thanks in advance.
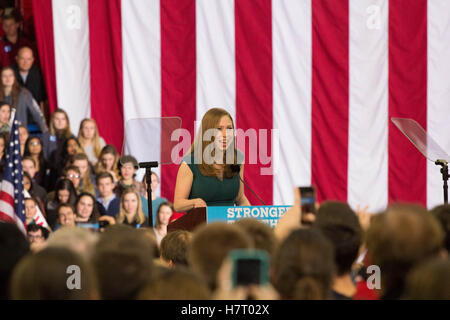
[32,0,450,211]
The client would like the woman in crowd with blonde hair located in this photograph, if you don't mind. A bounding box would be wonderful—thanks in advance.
[116,188,148,228]
[69,153,96,196]
[78,118,106,165]
[95,144,119,183]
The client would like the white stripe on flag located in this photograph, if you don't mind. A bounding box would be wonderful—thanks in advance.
[122,0,161,172]
[273,0,312,205]
[52,0,91,135]
[196,0,236,123]
[427,0,450,209]
[348,0,388,212]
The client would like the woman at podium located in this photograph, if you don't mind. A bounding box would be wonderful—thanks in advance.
[174,108,250,212]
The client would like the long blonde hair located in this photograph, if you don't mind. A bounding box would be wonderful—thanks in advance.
[116,188,146,225]
[189,108,238,179]
[78,118,102,159]
[70,153,95,196]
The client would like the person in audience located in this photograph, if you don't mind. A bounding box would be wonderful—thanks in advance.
[0,131,8,180]
[12,46,46,114]
[18,124,28,156]
[56,203,77,229]
[0,10,34,68]
[21,157,46,202]
[95,144,119,182]
[273,228,335,300]
[47,137,84,190]
[45,179,77,229]
[137,228,160,260]
[65,136,84,156]
[366,204,445,300]
[0,223,30,299]
[174,107,250,212]
[24,135,47,187]
[153,202,173,245]
[188,222,253,290]
[95,171,120,217]
[92,225,154,299]
[235,218,278,259]
[402,256,450,300]
[116,155,141,197]
[26,223,49,250]
[75,192,100,224]
[160,230,192,268]
[10,247,99,299]
[138,267,211,300]
[71,153,96,195]
[41,108,73,160]
[141,171,168,226]
[314,201,363,300]
[63,165,81,193]
[22,171,46,214]
[78,118,105,165]
[0,66,46,132]
[24,197,40,226]
[430,204,450,253]
[115,188,148,228]
[46,226,99,261]
[0,101,11,133]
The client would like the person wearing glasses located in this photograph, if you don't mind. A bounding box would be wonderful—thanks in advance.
[63,165,82,194]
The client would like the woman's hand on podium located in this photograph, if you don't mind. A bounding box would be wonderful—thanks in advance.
[192,198,207,209]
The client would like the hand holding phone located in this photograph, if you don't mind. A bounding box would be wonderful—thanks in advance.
[299,186,316,225]
[229,249,270,288]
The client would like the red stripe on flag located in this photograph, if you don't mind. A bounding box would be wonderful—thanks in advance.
[0,211,15,224]
[0,191,15,206]
[31,0,58,114]
[160,0,197,203]
[388,0,427,205]
[235,0,273,205]
[88,0,124,152]
[311,0,349,202]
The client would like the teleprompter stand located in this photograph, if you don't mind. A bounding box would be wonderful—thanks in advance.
[435,160,449,204]
[391,117,450,205]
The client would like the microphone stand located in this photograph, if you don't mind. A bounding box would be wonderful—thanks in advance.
[139,161,159,227]
[231,164,266,206]
[435,159,449,204]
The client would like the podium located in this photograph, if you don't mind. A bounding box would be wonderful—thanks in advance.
[167,205,292,232]
[167,208,207,232]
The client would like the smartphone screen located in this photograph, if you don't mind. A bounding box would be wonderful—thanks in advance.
[236,258,261,286]
[299,186,316,214]
[230,249,270,287]
[77,223,100,232]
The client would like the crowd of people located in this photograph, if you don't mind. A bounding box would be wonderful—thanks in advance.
[1,188,449,300]
[0,5,449,301]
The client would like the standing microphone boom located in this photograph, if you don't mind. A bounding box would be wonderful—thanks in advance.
[230,164,266,206]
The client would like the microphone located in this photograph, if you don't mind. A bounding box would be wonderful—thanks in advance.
[230,164,266,205]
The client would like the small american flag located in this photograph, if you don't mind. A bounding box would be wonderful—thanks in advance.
[0,117,26,234]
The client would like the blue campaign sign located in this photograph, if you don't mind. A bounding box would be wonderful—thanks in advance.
[207,206,292,227]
